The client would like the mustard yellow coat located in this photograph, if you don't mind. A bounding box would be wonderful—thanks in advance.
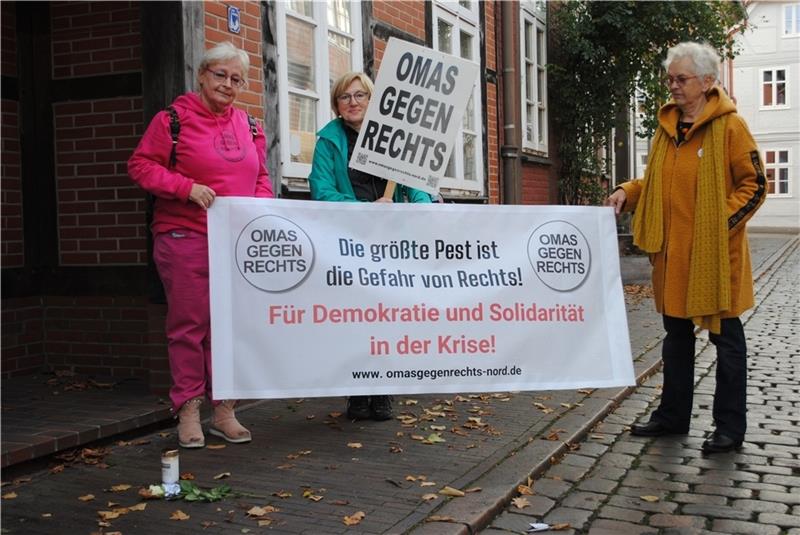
[619,88,766,319]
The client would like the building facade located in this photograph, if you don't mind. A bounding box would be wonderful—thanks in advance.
[725,1,800,230]
[1,1,558,390]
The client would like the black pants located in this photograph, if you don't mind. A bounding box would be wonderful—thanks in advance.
[652,315,748,441]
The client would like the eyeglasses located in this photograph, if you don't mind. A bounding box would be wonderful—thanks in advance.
[207,69,246,88]
[337,91,369,104]
[663,75,698,87]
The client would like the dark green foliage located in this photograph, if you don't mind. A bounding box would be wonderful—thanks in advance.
[549,0,747,205]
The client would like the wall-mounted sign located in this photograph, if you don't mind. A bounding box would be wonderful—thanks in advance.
[228,6,241,34]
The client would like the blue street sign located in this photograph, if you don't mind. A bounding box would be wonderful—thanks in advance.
[228,6,241,34]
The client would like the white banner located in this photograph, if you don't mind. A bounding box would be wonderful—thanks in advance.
[209,198,635,399]
[349,38,480,195]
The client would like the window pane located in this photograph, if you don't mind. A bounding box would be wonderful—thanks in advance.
[538,108,546,144]
[463,93,474,130]
[460,31,473,60]
[328,32,352,89]
[786,5,793,34]
[527,64,535,100]
[438,20,453,54]
[526,104,535,142]
[538,68,545,103]
[289,94,317,164]
[537,28,545,66]
[779,150,789,163]
[525,22,533,59]
[327,0,351,32]
[779,181,788,194]
[763,71,773,82]
[777,69,786,81]
[763,83,773,106]
[459,0,471,9]
[777,82,786,105]
[463,133,476,181]
[766,168,775,193]
[445,152,456,178]
[766,151,775,163]
[287,17,315,90]
[288,0,312,17]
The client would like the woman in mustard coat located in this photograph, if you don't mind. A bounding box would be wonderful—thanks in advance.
[606,42,766,454]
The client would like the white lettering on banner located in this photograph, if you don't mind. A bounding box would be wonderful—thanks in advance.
[209,198,635,399]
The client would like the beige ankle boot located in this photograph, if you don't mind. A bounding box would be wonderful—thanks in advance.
[177,397,205,448]
[209,400,252,443]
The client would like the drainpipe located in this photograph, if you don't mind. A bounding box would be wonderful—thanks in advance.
[500,0,520,204]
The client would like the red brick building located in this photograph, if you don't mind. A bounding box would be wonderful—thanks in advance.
[1,1,557,393]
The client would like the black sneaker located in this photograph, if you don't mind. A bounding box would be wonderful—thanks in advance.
[346,396,371,420]
[370,395,394,421]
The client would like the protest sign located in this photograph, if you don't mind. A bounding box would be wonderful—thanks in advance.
[348,38,480,195]
[208,198,635,400]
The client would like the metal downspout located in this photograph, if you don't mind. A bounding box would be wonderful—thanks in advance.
[500,1,520,204]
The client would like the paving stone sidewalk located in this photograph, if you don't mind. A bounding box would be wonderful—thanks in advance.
[480,239,800,535]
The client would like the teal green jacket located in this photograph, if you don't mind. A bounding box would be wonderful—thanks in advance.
[308,118,432,203]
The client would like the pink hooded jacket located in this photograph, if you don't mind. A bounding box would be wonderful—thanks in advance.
[128,92,273,235]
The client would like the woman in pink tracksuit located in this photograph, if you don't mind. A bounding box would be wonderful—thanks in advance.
[128,42,273,448]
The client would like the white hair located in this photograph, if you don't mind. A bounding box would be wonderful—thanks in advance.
[198,42,250,80]
[663,42,720,80]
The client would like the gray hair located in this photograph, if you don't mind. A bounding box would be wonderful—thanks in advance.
[198,42,250,80]
[662,42,720,80]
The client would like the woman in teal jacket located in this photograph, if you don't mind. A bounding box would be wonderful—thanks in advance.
[309,71,431,420]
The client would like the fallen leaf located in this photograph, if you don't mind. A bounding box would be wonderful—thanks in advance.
[329,411,343,418]
[49,465,65,474]
[429,425,446,431]
[331,499,350,506]
[158,432,171,438]
[97,510,121,520]
[420,481,436,487]
[213,472,231,480]
[347,442,363,449]
[423,433,446,444]
[41,513,52,518]
[180,473,195,480]
[12,477,31,485]
[206,444,226,450]
[427,515,455,522]
[439,486,465,497]
[343,511,365,526]
[246,506,270,517]
[258,519,273,526]
[640,495,660,502]
[410,434,425,441]
[551,523,571,530]
[78,494,95,502]
[2,492,18,499]
[110,484,132,492]
[170,509,190,521]
[465,487,482,493]
[517,484,534,495]
[422,493,438,501]
[544,431,561,441]
[272,490,292,499]
[512,497,530,509]
[389,446,403,453]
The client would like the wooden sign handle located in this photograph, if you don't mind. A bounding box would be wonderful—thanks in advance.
[382,180,397,201]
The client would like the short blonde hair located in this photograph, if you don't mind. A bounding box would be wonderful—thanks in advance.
[198,42,249,82]
[330,72,374,114]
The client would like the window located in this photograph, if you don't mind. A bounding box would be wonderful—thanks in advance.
[276,0,363,181]
[764,149,791,196]
[433,1,484,195]
[520,2,547,154]
[760,67,788,108]
[784,4,800,36]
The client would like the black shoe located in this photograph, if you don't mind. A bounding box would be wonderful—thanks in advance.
[702,432,743,454]
[369,395,394,421]
[630,420,683,437]
[346,396,371,420]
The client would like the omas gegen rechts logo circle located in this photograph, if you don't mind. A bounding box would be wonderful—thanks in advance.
[235,215,314,292]
[527,220,591,292]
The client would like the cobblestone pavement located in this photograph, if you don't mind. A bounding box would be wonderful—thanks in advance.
[482,237,800,535]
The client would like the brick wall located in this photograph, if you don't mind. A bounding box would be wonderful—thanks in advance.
[1,298,45,378]
[1,1,23,268]
[371,1,426,72]
[204,1,265,121]
[521,164,553,204]
[54,98,147,265]
[51,1,141,79]
[485,1,501,204]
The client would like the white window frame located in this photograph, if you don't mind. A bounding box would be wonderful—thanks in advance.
[276,1,363,181]
[759,67,789,109]
[783,3,800,37]
[520,3,547,154]
[764,148,792,197]
[432,1,484,195]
